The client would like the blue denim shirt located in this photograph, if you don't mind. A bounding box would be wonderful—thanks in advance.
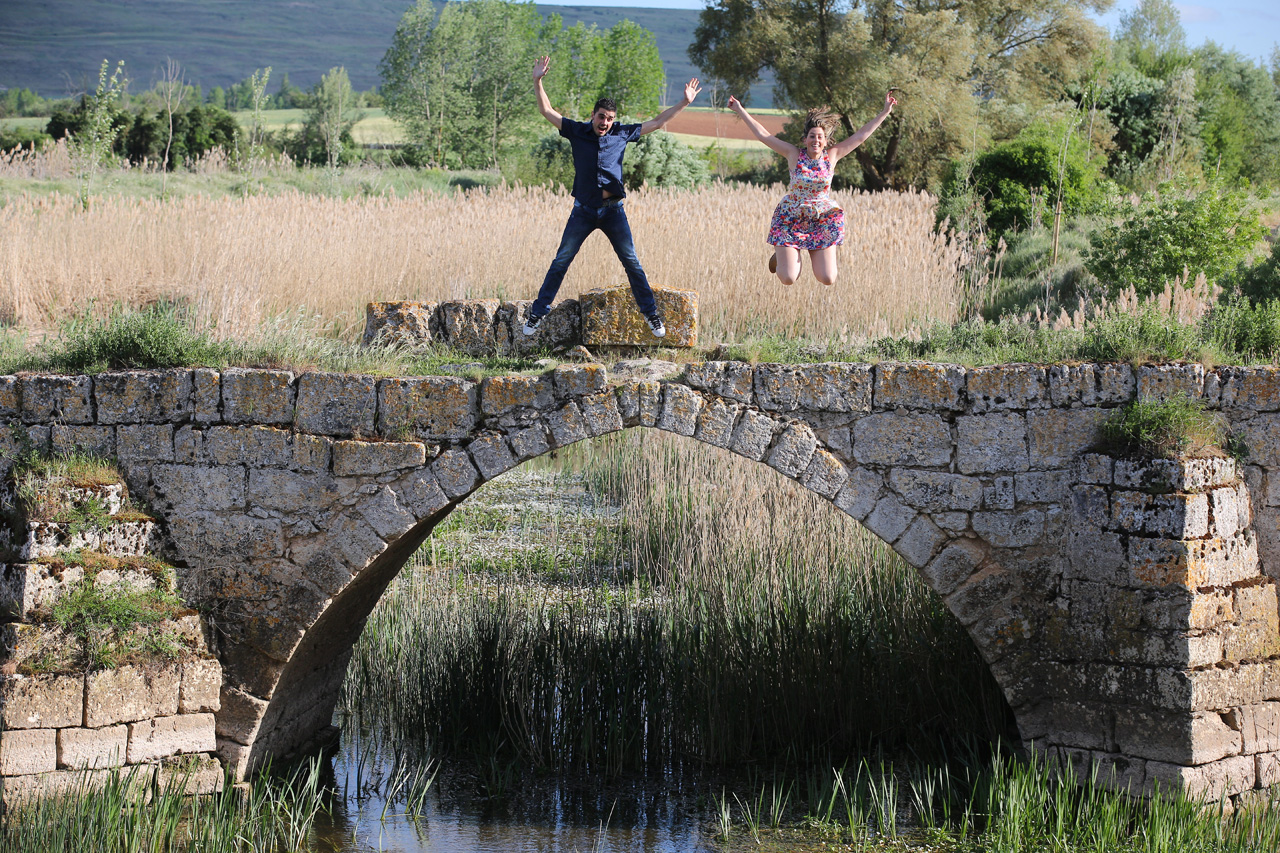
[560,118,643,208]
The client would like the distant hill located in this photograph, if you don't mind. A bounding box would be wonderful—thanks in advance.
[0,1,776,106]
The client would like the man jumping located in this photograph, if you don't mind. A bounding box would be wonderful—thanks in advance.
[523,55,702,339]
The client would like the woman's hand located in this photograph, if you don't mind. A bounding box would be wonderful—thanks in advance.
[727,95,744,113]
[884,90,898,112]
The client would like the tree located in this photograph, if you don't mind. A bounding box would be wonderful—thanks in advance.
[548,22,606,120]
[1114,0,1190,81]
[690,0,1108,190]
[602,20,664,116]
[1194,43,1280,187]
[1085,181,1266,296]
[313,66,358,169]
[159,58,187,192]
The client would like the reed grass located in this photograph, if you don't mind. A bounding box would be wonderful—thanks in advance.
[0,183,962,342]
[0,758,328,853]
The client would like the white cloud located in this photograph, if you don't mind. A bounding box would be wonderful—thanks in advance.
[1174,3,1221,22]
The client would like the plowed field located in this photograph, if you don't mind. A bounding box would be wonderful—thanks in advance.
[663,110,787,139]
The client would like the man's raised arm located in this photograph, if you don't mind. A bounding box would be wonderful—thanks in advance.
[639,78,701,135]
[533,55,563,130]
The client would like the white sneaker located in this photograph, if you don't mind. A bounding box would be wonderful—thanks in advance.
[522,312,545,336]
[645,313,666,338]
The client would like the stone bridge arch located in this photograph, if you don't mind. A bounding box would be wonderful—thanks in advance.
[7,359,1280,804]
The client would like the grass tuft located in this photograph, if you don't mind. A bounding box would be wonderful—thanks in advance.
[1100,395,1229,460]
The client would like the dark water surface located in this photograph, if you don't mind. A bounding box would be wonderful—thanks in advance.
[311,739,719,853]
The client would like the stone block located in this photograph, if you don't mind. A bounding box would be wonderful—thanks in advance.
[116,423,175,463]
[151,464,246,512]
[499,299,580,355]
[94,370,193,424]
[1111,491,1210,538]
[966,364,1049,412]
[294,372,377,437]
[1076,453,1113,485]
[468,433,517,480]
[873,362,965,410]
[754,363,872,413]
[729,410,776,461]
[693,397,741,448]
[985,476,1015,510]
[214,687,268,742]
[1137,364,1208,402]
[220,368,295,425]
[888,469,983,511]
[0,727,57,775]
[834,467,883,521]
[204,425,291,467]
[801,449,847,499]
[432,449,479,498]
[481,374,555,416]
[553,364,608,398]
[893,515,947,568]
[766,422,817,478]
[934,512,970,531]
[1015,470,1072,505]
[1064,529,1126,583]
[58,725,128,770]
[1129,533,1259,589]
[180,658,222,714]
[1048,363,1135,407]
[1219,366,1280,412]
[946,565,1016,626]
[973,509,1045,549]
[332,440,425,477]
[127,714,217,764]
[2,562,79,620]
[357,486,417,541]
[85,663,181,727]
[545,402,588,447]
[192,368,221,423]
[509,424,550,461]
[580,285,697,347]
[20,374,93,424]
[682,361,753,403]
[956,414,1029,473]
[362,300,435,347]
[378,376,478,441]
[1116,709,1242,764]
[157,754,224,795]
[1027,409,1107,468]
[437,299,500,355]
[852,413,952,467]
[863,494,917,543]
[1237,415,1280,467]
[0,375,18,419]
[293,433,331,473]
[1146,755,1255,801]
[1232,703,1280,755]
[0,673,83,729]
[50,424,116,458]
[391,469,450,519]
[579,392,623,437]
[657,383,703,436]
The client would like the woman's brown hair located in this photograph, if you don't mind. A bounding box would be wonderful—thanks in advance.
[803,106,840,136]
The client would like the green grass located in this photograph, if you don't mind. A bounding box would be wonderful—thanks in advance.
[0,757,329,853]
[1,302,550,378]
[42,576,189,671]
[1100,396,1230,460]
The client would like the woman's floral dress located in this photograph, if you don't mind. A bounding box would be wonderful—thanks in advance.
[767,151,844,250]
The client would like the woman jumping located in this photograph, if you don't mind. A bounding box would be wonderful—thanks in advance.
[728,93,896,286]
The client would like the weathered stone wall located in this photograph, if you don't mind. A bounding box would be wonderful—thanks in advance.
[3,361,1280,806]
[363,287,698,353]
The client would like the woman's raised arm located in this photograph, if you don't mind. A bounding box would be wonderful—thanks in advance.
[728,96,799,162]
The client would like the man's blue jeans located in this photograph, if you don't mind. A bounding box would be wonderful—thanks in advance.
[531,199,657,318]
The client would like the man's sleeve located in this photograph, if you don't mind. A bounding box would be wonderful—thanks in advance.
[559,118,582,139]
[622,123,643,142]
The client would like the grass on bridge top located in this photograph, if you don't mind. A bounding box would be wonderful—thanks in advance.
[4,297,1280,379]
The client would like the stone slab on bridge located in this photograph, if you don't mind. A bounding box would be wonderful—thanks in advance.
[4,360,1280,805]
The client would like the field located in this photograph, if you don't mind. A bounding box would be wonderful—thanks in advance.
[0,177,962,344]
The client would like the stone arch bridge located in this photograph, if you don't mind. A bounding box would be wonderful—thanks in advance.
[6,359,1280,804]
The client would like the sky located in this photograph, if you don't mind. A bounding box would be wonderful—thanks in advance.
[548,0,1279,66]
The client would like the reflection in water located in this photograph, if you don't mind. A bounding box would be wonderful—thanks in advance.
[311,735,715,853]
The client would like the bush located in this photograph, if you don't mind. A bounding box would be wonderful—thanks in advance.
[1226,238,1280,304]
[1100,396,1227,460]
[939,122,1111,239]
[35,303,239,373]
[1202,296,1280,362]
[1085,181,1267,297]
[516,127,709,191]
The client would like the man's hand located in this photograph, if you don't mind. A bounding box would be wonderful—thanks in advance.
[682,78,702,105]
[533,55,550,82]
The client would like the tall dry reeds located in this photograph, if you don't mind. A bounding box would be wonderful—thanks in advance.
[0,183,961,341]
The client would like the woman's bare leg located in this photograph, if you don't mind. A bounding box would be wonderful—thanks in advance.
[810,246,839,286]
[774,246,801,285]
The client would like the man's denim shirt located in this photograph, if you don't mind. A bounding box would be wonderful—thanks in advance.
[560,118,643,208]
